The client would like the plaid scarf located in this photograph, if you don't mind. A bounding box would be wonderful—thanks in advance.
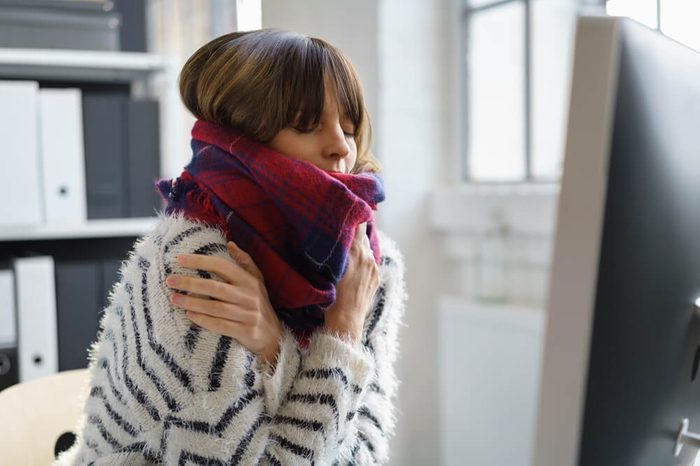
[156,119,385,346]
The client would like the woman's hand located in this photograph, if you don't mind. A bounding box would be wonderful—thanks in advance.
[324,222,381,344]
[165,241,284,367]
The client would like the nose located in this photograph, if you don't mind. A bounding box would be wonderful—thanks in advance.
[323,121,351,160]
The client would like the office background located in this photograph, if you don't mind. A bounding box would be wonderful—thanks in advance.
[1,1,697,465]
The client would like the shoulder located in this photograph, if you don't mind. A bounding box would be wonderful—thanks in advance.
[114,212,255,391]
[150,210,229,256]
[118,210,230,289]
[125,211,230,271]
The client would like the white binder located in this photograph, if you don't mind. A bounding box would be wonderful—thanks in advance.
[14,256,58,382]
[39,88,87,224]
[0,269,16,348]
[0,81,43,228]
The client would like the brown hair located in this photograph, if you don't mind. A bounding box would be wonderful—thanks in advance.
[179,29,381,174]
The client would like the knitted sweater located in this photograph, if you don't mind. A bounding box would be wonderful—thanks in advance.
[54,211,407,465]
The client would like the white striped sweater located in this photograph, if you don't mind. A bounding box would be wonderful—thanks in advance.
[54,211,407,465]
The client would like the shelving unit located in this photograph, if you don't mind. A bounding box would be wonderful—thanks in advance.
[0,4,176,394]
[0,46,170,239]
[0,48,168,82]
[0,217,159,242]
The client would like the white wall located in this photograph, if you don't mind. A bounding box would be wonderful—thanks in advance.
[377,1,452,464]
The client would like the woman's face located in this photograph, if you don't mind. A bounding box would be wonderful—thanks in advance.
[268,78,357,174]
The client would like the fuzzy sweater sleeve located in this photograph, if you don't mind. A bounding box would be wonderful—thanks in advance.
[330,231,408,465]
[54,213,376,466]
[261,230,408,465]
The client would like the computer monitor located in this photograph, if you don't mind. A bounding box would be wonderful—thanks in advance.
[534,15,700,466]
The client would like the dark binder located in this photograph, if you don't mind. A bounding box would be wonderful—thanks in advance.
[126,99,161,218]
[101,258,122,310]
[55,260,101,371]
[0,346,18,391]
[0,260,18,391]
[113,0,146,52]
[83,93,128,219]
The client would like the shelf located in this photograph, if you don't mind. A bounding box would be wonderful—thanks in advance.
[0,48,168,82]
[0,217,159,241]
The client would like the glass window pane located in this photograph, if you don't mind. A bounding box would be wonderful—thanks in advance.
[236,0,262,31]
[606,0,658,29]
[466,2,526,181]
[660,0,700,52]
[531,0,578,180]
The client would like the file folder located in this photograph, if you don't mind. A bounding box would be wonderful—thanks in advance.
[126,99,161,217]
[0,268,18,391]
[0,81,43,228]
[83,92,127,219]
[0,347,18,391]
[0,268,16,348]
[55,260,100,371]
[14,256,58,382]
[39,88,88,225]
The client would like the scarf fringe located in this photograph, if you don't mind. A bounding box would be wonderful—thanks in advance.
[187,185,218,221]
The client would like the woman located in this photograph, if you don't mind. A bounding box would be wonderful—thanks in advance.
[56,28,406,465]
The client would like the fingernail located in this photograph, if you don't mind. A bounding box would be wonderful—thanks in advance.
[166,276,178,286]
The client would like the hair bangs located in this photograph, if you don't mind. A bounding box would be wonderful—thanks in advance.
[281,37,326,131]
[287,38,365,135]
[324,46,364,135]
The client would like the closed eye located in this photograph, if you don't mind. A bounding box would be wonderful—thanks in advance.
[342,123,356,137]
[292,125,317,134]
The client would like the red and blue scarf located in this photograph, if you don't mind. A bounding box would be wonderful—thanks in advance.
[156,119,385,346]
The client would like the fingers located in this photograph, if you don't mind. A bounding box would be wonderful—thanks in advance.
[353,222,371,251]
[362,227,371,247]
[166,274,245,305]
[184,309,243,339]
[176,253,253,286]
[170,292,247,323]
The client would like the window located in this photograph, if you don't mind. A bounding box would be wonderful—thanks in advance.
[235,0,262,31]
[461,0,577,183]
[607,0,700,52]
[462,0,700,183]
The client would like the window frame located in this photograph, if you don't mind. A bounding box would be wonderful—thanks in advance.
[459,0,603,184]
[461,0,534,183]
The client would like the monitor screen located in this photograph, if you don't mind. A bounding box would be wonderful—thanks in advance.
[534,15,700,466]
